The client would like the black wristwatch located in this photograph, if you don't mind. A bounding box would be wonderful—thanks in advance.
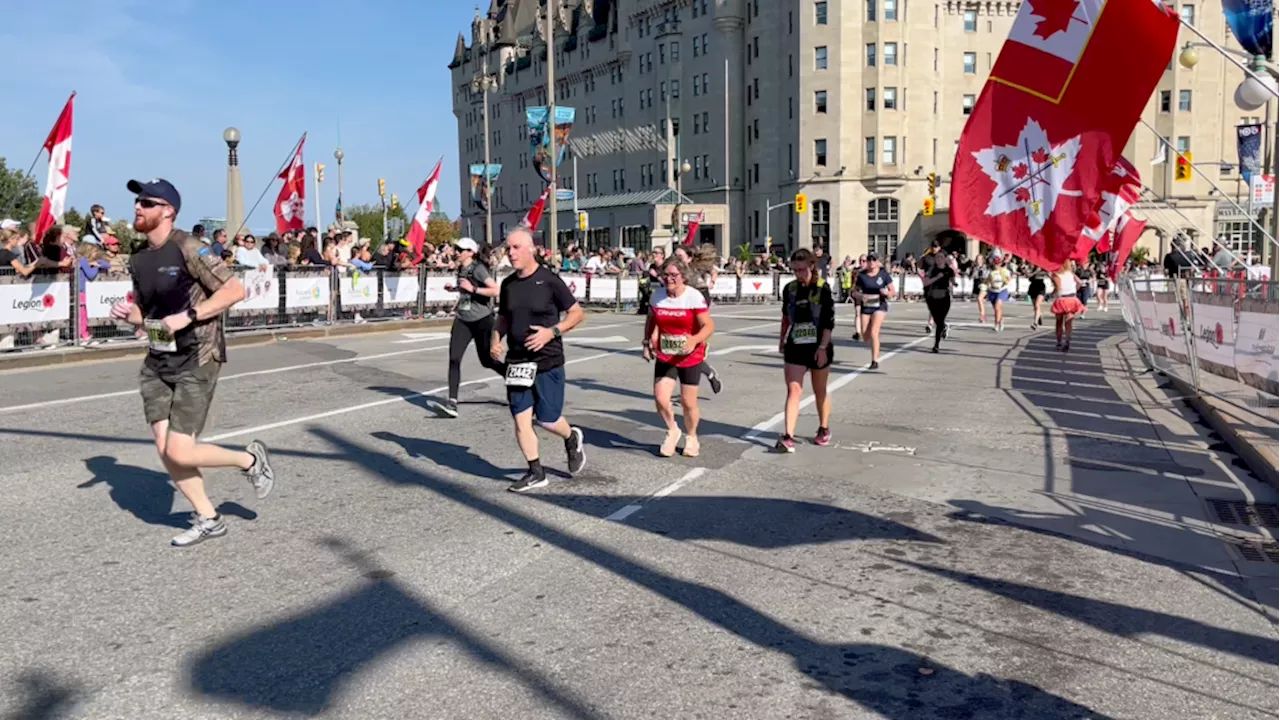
[186,308,199,323]
[552,326,562,338]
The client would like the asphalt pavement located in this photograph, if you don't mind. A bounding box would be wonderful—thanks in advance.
[1,298,1276,719]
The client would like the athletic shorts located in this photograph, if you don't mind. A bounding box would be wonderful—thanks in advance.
[1077,287,1094,305]
[139,361,221,437]
[655,360,701,385]
[860,302,888,316]
[1028,280,1046,299]
[987,289,1010,304]
[784,343,834,370]
[507,366,566,423]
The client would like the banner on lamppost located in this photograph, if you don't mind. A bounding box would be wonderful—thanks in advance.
[527,107,576,182]
[469,164,502,211]
[1237,123,1264,182]
[1222,0,1274,59]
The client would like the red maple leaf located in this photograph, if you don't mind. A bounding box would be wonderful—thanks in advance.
[1028,0,1079,40]
[1011,163,1029,180]
[1014,187,1032,203]
[1031,147,1050,164]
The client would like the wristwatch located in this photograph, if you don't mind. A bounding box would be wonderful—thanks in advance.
[186,308,199,323]
[552,326,562,338]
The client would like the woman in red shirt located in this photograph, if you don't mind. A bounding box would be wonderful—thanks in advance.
[642,258,716,457]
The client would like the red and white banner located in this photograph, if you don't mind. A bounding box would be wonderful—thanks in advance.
[0,279,70,326]
[950,0,1178,271]
[1076,157,1141,258]
[274,134,307,234]
[1105,211,1147,280]
[34,93,75,245]
[683,210,703,246]
[521,185,551,230]
[405,158,443,262]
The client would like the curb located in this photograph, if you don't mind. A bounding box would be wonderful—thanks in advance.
[0,318,455,372]
[1166,374,1279,489]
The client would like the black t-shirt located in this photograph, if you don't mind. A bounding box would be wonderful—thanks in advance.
[782,279,835,347]
[1163,251,1193,278]
[0,248,18,270]
[499,266,577,372]
[926,261,955,298]
[303,248,327,265]
[856,269,894,307]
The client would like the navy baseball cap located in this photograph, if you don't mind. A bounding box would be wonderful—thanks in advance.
[127,178,181,214]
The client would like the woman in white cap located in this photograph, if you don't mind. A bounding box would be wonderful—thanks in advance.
[440,238,504,417]
[985,250,1013,332]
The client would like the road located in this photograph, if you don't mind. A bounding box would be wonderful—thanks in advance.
[1,299,1276,719]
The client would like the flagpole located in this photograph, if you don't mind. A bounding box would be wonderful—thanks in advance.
[314,163,322,233]
[231,131,306,240]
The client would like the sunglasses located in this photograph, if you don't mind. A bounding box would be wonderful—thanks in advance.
[136,197,170,209]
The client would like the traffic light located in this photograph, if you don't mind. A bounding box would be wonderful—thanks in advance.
[390,194,400,211]
[1175,152,1193,182]
[578,211,589,230]
[927,172,938,197]
[922,197,935,217]
[378,178,387,197]
[794,193,807,214]
[315,163,325,183]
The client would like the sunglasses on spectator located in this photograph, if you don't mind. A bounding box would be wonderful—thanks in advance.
[136,197,170,209]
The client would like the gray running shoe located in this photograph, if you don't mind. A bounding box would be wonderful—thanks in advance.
[245,440,275,499]
[172,514,227,547]
[565,427,587,475]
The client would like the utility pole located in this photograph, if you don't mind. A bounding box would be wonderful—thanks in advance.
[545,0,558,255]
[475,46,497,249]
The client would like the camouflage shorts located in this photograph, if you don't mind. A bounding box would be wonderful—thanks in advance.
[139,362,221,437]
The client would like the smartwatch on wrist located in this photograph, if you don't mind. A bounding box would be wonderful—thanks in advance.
[552,326,562,339]
[186,308,199,323]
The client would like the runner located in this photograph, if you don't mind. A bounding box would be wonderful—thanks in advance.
[1050,260,1086,352]
[986,251,1012,332]
[107,179,275,547]
[836,256,855,304]
[672,244,723,393]
[920,244,938,335]
[853,253,895,369]
[1027,265,1050,329]
[922,245,958,353]
[1096,264,1111,312]
[776,248,836,453]
[440,237,504,418]
[851,254,868,340]
[970,254,990,324]
[1076,262,1096,317]
[490,227,588,492]
[642,257,715,457]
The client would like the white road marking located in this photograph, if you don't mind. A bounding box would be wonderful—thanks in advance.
[743,336,931,441]
[833,441,917,455]
[605,467,706,522]
[392,332,453,344]
[565,335,630,344]
[708,344,778,357]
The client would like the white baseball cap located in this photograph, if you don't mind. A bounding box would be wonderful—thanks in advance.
[0,219,19,231]
[455,237,479,252]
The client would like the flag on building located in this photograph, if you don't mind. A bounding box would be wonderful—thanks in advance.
[949,0,1178,271]
[404,158,443,261]
[520,184,551,230]
[683,210,703,246]
[273,134,307,234]
[34,93,75,245]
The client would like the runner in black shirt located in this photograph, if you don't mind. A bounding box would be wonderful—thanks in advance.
[491,227,587,492]
[108,178,276,547]
[922,245,958,353]
[439,237,504,417]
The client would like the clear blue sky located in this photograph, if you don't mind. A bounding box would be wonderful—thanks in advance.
[0,0,473,231]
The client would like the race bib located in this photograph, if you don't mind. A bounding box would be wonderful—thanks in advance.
[659,334,688,355]
[505,361,537,388]
[790,322,818,345]
[862,293,881,303]
[144,319,177,353]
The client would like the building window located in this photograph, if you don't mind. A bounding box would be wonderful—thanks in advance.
[883,87,897,110]
[672,79,681,99]
[885,0,897,21]
[1180,4,1194,25]
[812,200,831,251]
[701,73,708,93]
[816,1,828,24]
[868,0,876,21]
[866,43,876,67]
[867,198,900,259]
[963,94,975,115]
[753,163,760,184]
[1176,136,1191,153]
[963,52,976,74]
[671,42,680,61]
[885,42,898,66]
[659,44,666,65]
[815,90,828,113]
[695,156,704,180]
[815,138,828,166]
[964,9,977,31]
[660,81,667,102]
[1178,89,1192,111]
[816,46,829,69]
[1159,90,1171,112]
[866,87,876,111]
[865,136,876,164]
[883,136,897,164]
[754,119,760,139]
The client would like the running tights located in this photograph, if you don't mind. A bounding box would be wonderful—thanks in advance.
[448,315,504,400]
[926,295,951,347]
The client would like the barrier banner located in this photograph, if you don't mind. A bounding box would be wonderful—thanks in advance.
[286,275,329,309]
[0,279,70,326]
[776,275,797,291]
[384,274,421,306]
[1189,298,1237,378]
[424,275,458,305]
[339,274,378,307]
[560,274,588,300]
[619,278,639,302]
[1236,302,1280,396]
[1136,292,1167,353]
[742,276,775,296]
[1015,278,1030,296]
[84,279,134,319]
[901,275,924,296]
[1152,296,1188,363]
[236,269,278,312]
[711,276,738,297]
[588,275,618,303]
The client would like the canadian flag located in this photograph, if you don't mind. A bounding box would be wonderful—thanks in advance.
[520,184,551,230]
[683,210,703,247]
[1105,211,1147,281]
[273,134,307,234]
[1073,156,1141,259]
[404,158,443,262]
[34,93,75,245]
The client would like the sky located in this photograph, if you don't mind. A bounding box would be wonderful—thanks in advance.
[0,0,474,232]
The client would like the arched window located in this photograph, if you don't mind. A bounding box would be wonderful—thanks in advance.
[867,198,899,260]
[811,200,831,252]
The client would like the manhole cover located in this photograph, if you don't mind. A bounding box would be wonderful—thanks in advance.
[1206,499,1279,528]
[1225,540,1280,565]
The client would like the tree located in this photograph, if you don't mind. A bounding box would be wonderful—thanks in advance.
[0,157,40,223]
[63,206,85,231]
[345,203,408,247]
[1129,246,1152,265]
[427,217,459,248]
[110,219,146,254]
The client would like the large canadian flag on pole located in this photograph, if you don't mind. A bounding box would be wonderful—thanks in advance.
[404,157,443,262]
[949,0,1178,271]
[273,134,307,234]
[34,93,75,245]
[1073,156,1142,260]
[520,184,551,230]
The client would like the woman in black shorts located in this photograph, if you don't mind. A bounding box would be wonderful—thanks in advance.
[673,244,722,393]
[776,248,836,453]
[1027,266,1050,329]
[1095,264,1111,312]
[853,253,895,369]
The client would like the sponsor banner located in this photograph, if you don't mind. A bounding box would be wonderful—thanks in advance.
[619,278,639,302]
[711,276,738,297]
[0,279,70,326]
[1014,278,1030,296]
[561,274,588,300]
[84,280,134,319]
[588,275,617,302]
[1189,299,1237,377]
[384,274,421,306]
[1153,298,1188,362]
[1236,306,1280,396]
[777,275,797,291]
[339,274,378,307]
[286,275,329,309]
[741,276,775,296]
[1136,294,1167,353]
[235,269,278,312]
[424,275,458,305]
[901,275,924,296]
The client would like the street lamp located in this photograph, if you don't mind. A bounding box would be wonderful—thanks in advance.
[472,67,498,249]
[223,127,244,239]
[334,148,345,224]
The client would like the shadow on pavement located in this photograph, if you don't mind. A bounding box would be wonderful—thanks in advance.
[186,537,599,719]
[2,669,81,720]
[372,431,521,481]
[77,456,257,528]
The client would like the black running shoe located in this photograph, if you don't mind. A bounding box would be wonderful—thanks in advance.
[565,427,587,475]
[707,365,723,394]
[852,332,861,342]
[508,471,549,493]
[869,360,880,370]
[931,346,939,354]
